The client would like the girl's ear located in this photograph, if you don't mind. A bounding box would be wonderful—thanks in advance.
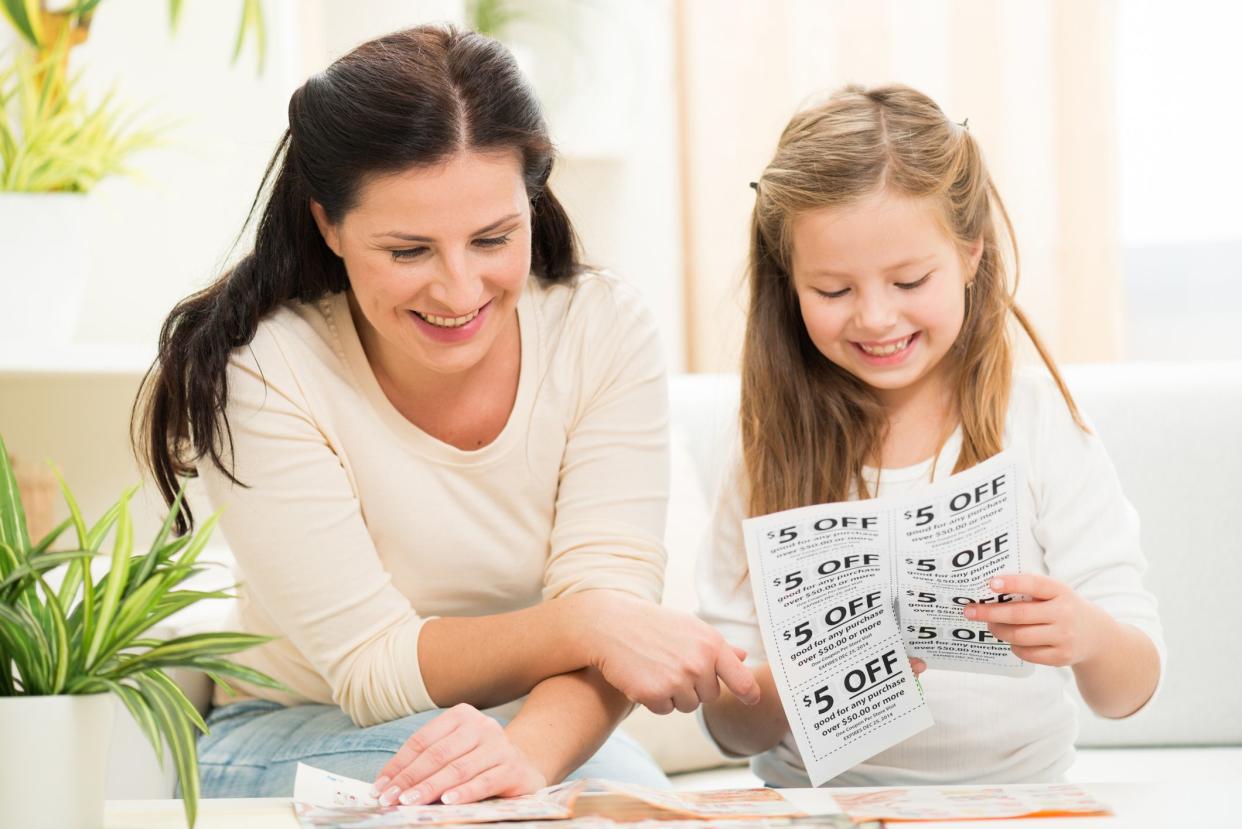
[310,200,342,257]
[966,236,984,280]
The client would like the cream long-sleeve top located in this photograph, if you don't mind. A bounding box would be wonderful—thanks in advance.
[697,370,1166,787]
[198,271,669,727]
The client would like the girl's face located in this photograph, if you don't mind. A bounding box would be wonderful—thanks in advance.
[312,149,532,380]
[789,189,981,407]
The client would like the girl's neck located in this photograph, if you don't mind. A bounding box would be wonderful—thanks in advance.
[873,366,958,470]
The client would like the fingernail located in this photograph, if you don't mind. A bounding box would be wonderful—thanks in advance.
[964,606,976,619]
[370,776,390,798]
[991,577,1004,590]
[442,791,459,805]
[399,788,421,806]
[380,786,400,806]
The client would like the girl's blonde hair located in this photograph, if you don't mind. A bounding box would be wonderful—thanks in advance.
[742,84,1084,517]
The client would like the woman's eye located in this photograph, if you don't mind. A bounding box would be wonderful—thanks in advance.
[897,273,932,290]
[391,246,428,261]
[815,287,850,299]
[473,233,512,249]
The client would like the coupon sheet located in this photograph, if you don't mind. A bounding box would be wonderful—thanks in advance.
[742,451,1032,785]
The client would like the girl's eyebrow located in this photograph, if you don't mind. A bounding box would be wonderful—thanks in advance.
[372,212,521,242]
[809,254,935,278]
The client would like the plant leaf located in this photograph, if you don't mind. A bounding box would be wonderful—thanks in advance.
[0,433,31,552]
[0,0,44,47]
[84,491,132,669]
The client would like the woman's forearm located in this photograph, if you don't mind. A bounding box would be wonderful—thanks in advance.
[505,668,633,784]
[1073,618,1161,719]
[701,663,787,757]
[417,594,595,709]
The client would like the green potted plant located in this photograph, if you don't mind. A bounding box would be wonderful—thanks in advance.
[0,0,264,344]
[0,432,282,829]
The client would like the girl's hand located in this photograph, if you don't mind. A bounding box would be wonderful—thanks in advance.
[964,574,1110,667]
[370,704,547,807]
[577,591,760,714]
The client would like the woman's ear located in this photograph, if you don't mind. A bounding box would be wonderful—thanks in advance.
[309,200,342,257]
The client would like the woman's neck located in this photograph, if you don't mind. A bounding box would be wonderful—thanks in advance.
[349,294,522,450]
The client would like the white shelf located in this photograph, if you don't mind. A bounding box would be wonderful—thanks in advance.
[0,344,155,377]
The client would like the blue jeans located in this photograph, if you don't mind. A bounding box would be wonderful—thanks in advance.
[197,700,670,797]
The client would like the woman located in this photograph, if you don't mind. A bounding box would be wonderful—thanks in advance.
[134,25,757,806]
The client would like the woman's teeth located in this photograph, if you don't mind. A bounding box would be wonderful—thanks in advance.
[858,335,913,356]
[414,308,480,328]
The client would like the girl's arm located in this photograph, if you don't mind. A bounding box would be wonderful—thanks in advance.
[968,573,1160,718]
[970,375,1165,719]
[702,663,789,757]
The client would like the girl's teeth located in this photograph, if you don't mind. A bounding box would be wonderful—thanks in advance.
[860,336,911,356]
[416,308,480,328]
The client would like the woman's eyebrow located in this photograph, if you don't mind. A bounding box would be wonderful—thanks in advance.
[373,212,522,242]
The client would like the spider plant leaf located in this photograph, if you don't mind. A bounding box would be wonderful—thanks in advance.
[135,670,200,828]
[84,491,132,669]
[0,0,43,47]
[0,434,31,552]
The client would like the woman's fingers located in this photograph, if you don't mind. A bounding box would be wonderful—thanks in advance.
[381,722,485,805]
[398,744,502,806]
[716,645,760,705]
[909,657,927,675]
[373,704,479,795]
[441,763,529,806]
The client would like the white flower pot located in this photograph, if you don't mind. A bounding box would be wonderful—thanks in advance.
[0,192,91,346]
[0,693,116,829]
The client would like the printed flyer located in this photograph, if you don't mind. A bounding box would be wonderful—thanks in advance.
[742,451,1032,785]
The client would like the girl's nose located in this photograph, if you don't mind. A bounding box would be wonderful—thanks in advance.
[854,289,898,334]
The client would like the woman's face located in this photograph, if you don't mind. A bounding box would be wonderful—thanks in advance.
[313,149,532,380]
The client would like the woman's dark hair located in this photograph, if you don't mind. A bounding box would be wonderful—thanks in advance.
[133,25,581,533]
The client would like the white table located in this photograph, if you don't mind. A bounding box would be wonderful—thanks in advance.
[105,782,1233,828]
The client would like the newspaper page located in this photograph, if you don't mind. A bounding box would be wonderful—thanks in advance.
[832,783,1111,821]
[742,451,1032,785]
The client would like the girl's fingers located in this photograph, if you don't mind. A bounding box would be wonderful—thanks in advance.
[373,704,477,793]
[989,573,1064,600]
[398,745,502,806]
[987,621,1058,648]
[965,597,1055,625]
[1010,644,1065,666]
[909,657,927,675]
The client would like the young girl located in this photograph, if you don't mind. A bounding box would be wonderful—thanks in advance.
[697,84,1164,787]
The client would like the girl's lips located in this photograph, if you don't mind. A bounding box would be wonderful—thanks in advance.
[852,331,920,366]
[407,299,492,344]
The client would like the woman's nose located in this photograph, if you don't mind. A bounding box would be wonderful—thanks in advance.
[430,250,484,313]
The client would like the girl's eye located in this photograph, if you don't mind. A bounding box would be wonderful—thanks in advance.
[473,233,512,249]
[897,273,932,290]
[391,246,429,261]
[815,287,850,299]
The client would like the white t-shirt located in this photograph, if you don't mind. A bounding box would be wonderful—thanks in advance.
[200,271,669,726]
[697,370,1165,787]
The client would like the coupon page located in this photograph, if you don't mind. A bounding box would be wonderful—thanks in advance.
[742,451,1032,785]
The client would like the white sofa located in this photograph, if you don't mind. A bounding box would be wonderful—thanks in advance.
[105,362,1242,797]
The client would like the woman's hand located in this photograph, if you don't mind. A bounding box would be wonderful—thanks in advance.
[370,704,547,807]
[964,574,1109,666]
[575,591,760,714]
